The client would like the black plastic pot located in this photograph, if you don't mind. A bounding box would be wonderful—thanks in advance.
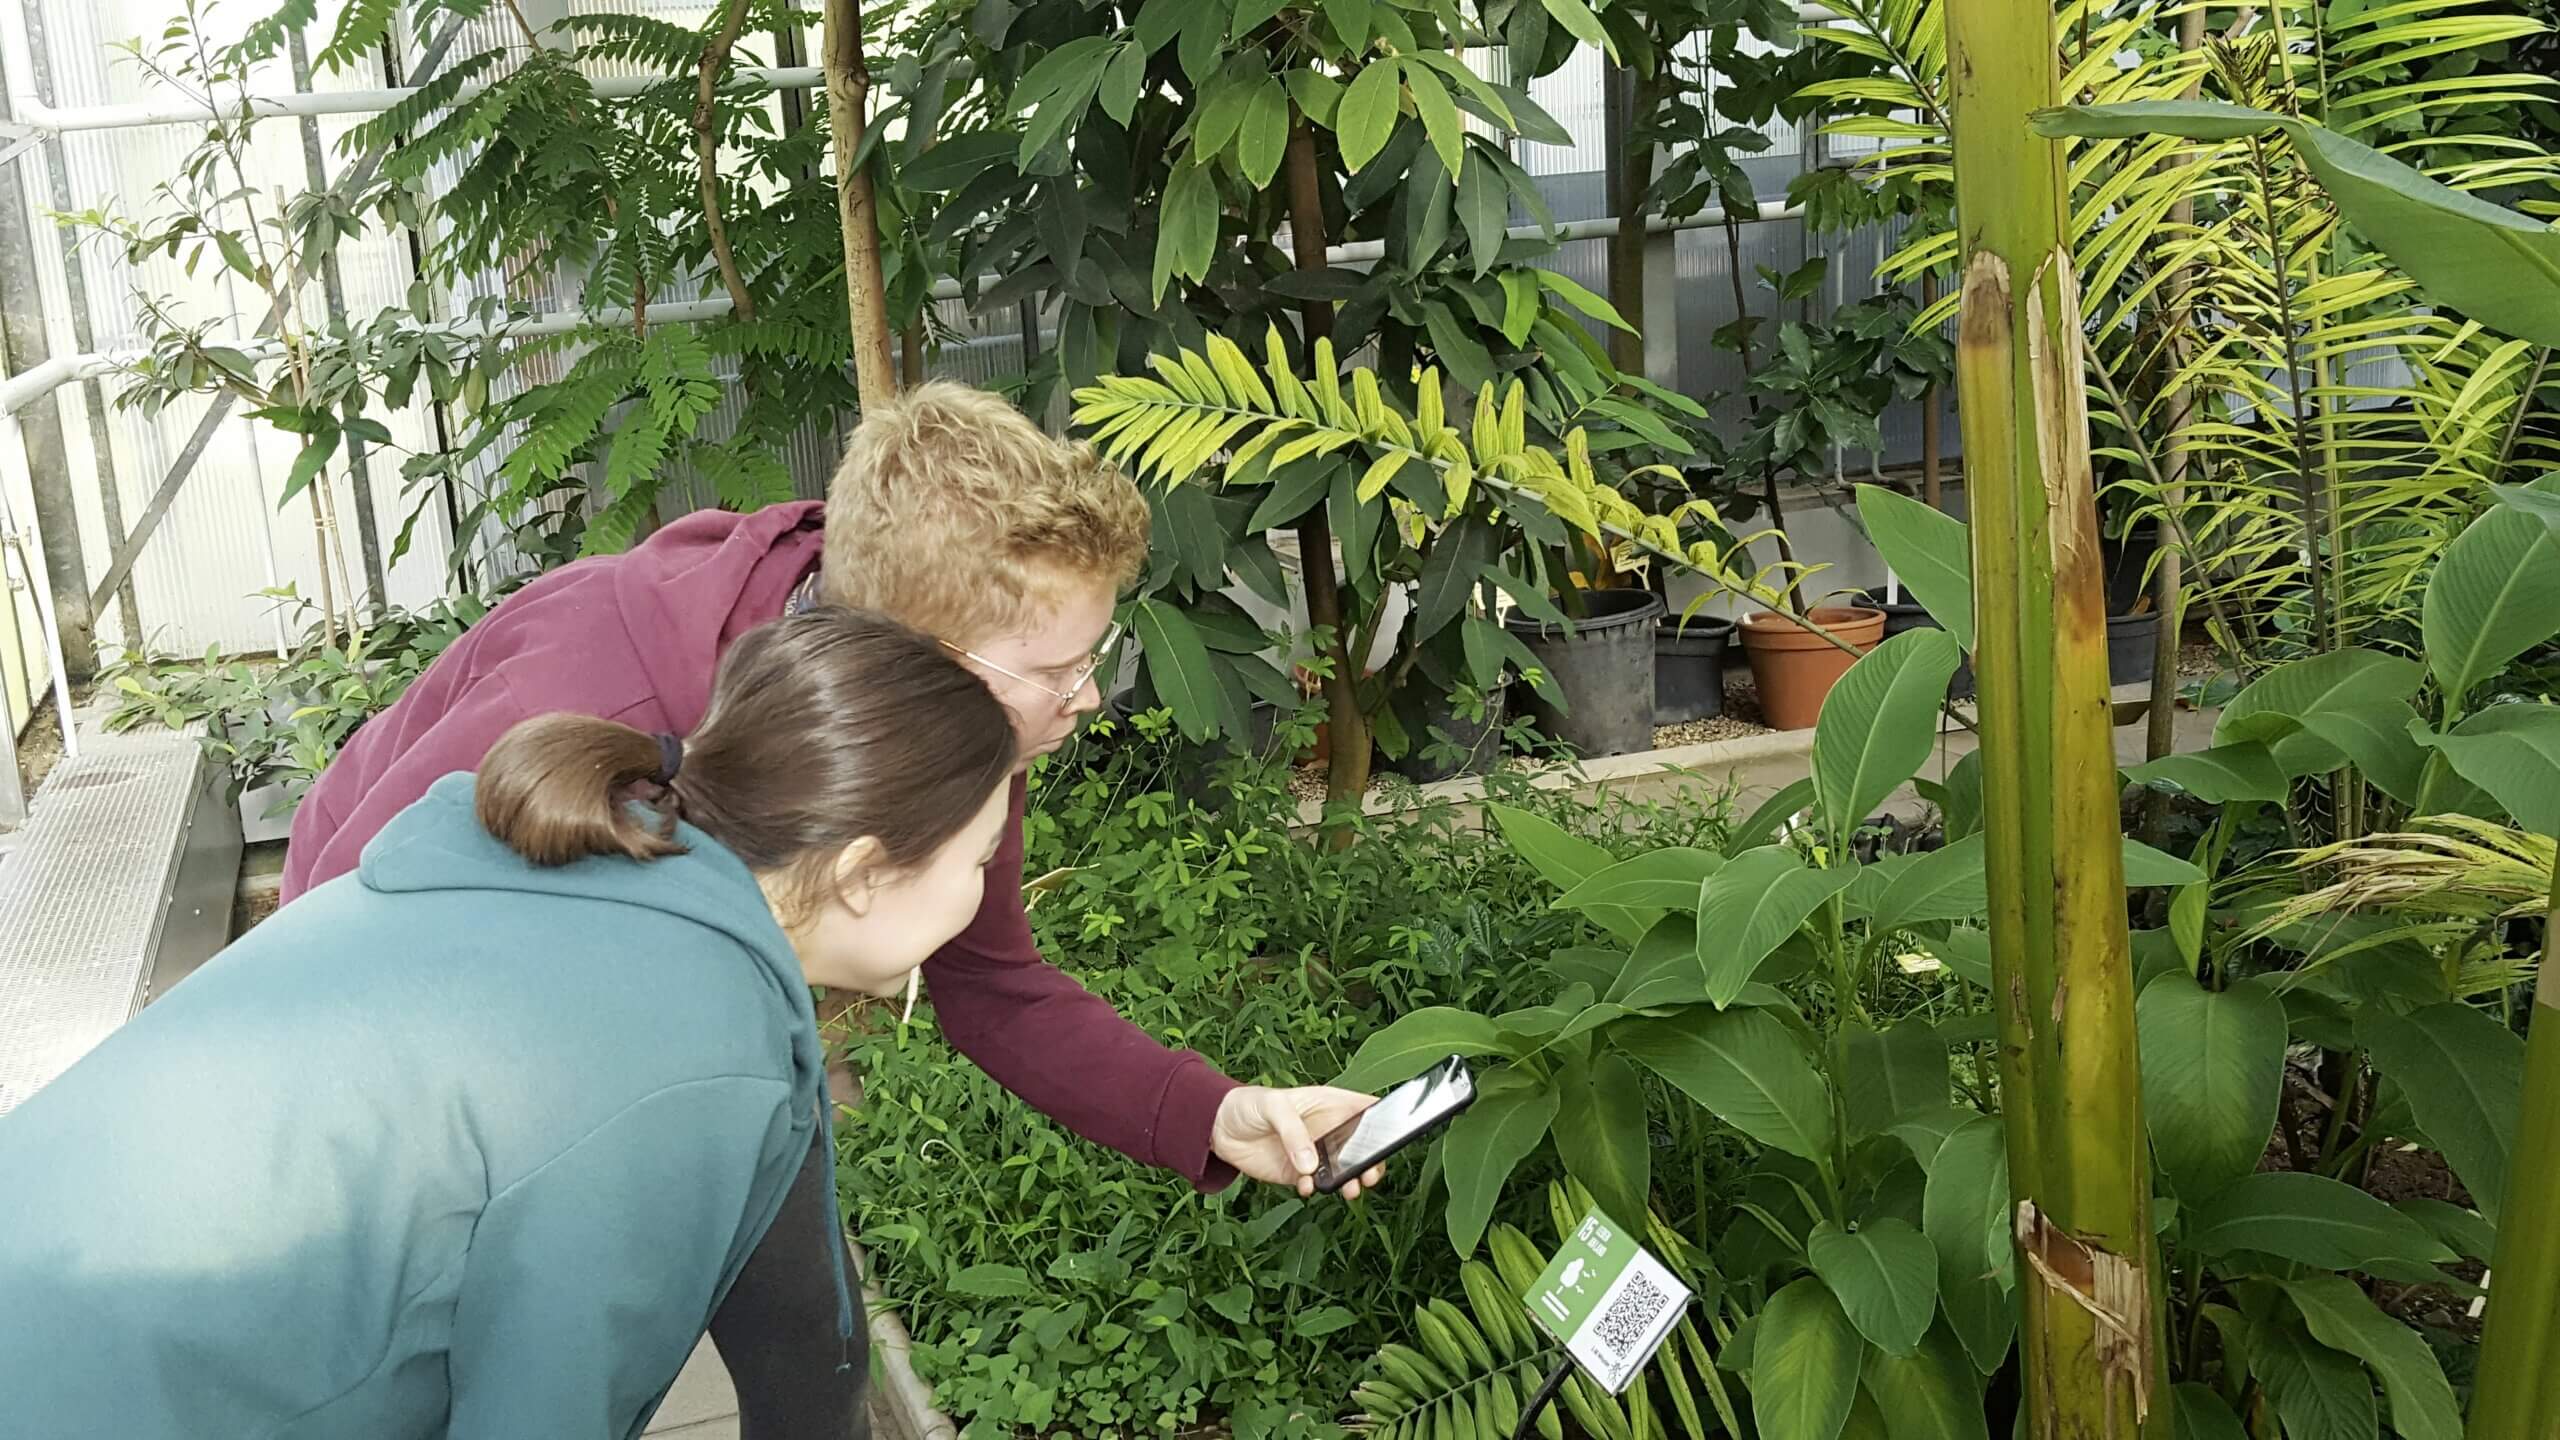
[1387,686,1510,784]
[1654,616,1735,724]
[1503,589,1665,759]
[2108,611,2162,690]
[1856,590,1975,700]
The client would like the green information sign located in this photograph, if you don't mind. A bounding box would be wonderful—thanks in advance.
[1523,1207,1692,1394]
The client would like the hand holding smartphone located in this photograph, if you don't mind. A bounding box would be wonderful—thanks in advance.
[1311,1056,1477,1194]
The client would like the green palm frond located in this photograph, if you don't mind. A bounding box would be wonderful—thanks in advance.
[1813,0,2556,668]
[1070,328,1807,605]
[1355,1183,1747,1440]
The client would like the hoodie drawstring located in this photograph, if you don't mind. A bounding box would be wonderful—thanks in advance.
[817,1100,858,1370]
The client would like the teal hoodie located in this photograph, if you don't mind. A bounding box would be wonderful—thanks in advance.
[0,773,850,1438]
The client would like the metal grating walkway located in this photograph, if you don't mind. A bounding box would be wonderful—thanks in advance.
[0,717,238,1115]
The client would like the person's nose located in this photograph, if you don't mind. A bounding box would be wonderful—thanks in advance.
[1067,671,1104,718]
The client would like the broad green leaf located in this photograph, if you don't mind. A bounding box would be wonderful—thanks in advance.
[2135,974,2286,1199]
[2247,1307,2380,1440]
[2275,1276,2461,1440]
[1553,1050,1650,1231]
[1458,153,1509,279]
[1870,836,1988,933]
[2123,743,2290,804]
[2297,704,2427,807]
[1238,78,1291,190]
[280,429,340,506]
[1133,599,1228,742]
[1499,270,1541,346]
[1556,847,1722,914]
[1939,749,1983,842]
[1333,1007,1512,1092]
[1097,42,1145,125]
[1609,916,1702,1009]
[2414,704,2560,836]
[1854,485,1973,650]
[1696,847,1860,1006]
[1807,1220,1938,1357]
[2398,1198,2494,1263]
[2033,102,2560,348]
[950,1262,1035,1298]
[1923,1116,2015,1373]
[1842,1021,1949,1139]
[1813,627,1962,838]
[1535,269,1633,332]
[2122,837,2207,888]
[1753,1277,1864,1440]
[1246,457,1332,533]
[902,130,1019,193]
[1411,516,1496,642]
[1338,59,1402,171]
[1443,1072,1560,1257]
[2423,476,2560,709]
[2216,647,2424,776]
[1484,807,1609,892]
[2186,1172,2458,1273]
[2171,1383,2249,1440]
[2356,1002,2523,1226]
[1927,926,1993,989]
[1406,65,1464,179]
[1614,1008,1834,1163]
[1887,1106,1976,1170]
[1727,777,1816,856]
[1463,618,1565,711]
[1859,1325,1988,1440]
[1153,162,1220,303]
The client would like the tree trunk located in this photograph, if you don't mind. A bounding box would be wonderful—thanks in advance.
[694,0,758,321]
[1946,0,2166,1430]
[2472,850,2560,1435]
[822,0,898,405]
[1282,117,1371,810]
[1604,63,1651,377]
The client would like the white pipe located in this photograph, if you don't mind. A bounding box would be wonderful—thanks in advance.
[4,0,1839,135]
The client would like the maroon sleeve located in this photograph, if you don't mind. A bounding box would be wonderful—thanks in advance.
[279,671,532,903]
[920,780,1242,1192]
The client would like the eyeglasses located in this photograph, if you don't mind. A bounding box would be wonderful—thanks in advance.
[945,621,1123,711]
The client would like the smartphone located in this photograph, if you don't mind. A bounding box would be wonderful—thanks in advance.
[1312,1055,1477,1194]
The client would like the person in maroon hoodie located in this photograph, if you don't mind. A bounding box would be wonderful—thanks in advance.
[280,382,1384,1438]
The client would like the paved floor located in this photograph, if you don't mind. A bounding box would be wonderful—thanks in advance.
[645,1339,747,1439]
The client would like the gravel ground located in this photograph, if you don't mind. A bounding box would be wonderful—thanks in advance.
[1285,674,1781,803]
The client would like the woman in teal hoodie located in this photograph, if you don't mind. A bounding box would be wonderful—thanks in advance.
[0,606,1019,1438]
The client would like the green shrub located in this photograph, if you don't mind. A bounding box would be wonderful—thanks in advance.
[837,709,1735,1438]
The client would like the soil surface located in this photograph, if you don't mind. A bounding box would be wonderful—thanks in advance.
[12,697,67,798]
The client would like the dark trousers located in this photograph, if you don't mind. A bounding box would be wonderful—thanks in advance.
[709,1128,869,1440]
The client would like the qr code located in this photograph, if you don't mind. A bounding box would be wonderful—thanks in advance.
[1594,1269,1672,1357]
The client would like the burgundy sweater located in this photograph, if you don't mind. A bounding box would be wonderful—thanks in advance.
[279,502,1240,1189]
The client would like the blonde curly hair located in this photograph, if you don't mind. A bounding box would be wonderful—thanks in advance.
[821,382,1150,647]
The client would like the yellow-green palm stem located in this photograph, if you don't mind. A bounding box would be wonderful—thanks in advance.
[1946,0,2166,1431]
[2469,850,2560,1437]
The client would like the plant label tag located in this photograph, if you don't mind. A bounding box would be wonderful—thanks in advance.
[1523,1207,1691,1395]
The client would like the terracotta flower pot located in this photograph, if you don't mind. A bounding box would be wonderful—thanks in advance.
[1738,606,1887,730]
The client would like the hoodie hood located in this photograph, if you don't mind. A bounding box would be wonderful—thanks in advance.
[612,500,826,732]
[356,773,821,1084]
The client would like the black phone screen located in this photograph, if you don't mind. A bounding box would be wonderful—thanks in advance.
[1313,1055,1477,1191]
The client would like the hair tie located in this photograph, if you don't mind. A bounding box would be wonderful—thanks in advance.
[654,732,686,786]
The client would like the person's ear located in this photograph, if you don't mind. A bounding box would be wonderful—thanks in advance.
[831,836,889,914]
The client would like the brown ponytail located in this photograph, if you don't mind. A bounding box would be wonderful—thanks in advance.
[476,607,1018,910]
